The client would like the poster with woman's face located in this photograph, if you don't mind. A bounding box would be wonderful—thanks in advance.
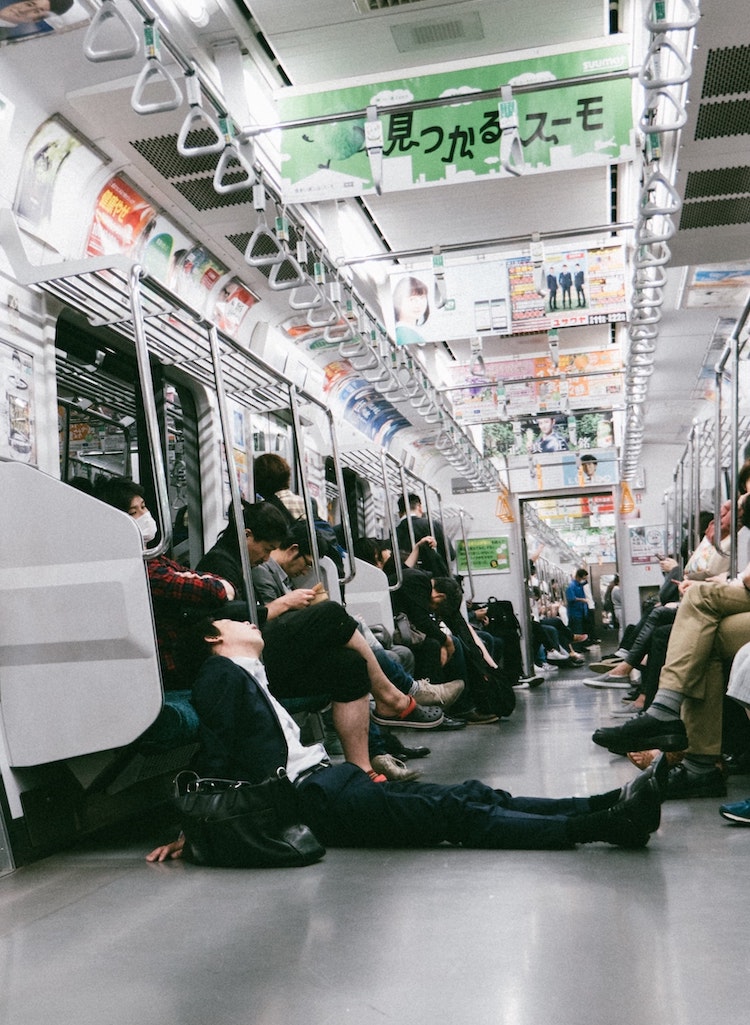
[1,343,35,464]
[0,1,90,44]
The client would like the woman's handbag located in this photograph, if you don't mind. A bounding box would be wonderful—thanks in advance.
[173,769,326,868]
[392,612,427,648]
[684,535,730,581]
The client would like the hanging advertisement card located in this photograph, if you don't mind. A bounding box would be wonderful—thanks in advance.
[277,42,634,202]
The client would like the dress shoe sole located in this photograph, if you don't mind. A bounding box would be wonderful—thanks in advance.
[593,729,689,756]
[584,677,632,689]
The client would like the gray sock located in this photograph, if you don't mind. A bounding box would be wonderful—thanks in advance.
[647,689,683,721]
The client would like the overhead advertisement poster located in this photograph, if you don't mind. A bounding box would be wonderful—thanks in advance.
[447,348,623,424]
[387,242,627,347]
[277,42,634,202]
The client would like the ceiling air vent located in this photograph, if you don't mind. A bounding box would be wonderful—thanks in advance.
[352,0,436,12]
[391,11,484,52]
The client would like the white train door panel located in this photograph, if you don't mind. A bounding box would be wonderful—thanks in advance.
[0,460,162,767]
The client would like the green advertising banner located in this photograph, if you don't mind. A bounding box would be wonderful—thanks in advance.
[456,537,511,573]
[276,42,634,202]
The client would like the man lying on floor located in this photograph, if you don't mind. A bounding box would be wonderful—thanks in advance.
[147,614,664,862]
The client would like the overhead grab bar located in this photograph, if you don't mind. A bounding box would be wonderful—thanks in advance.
[177,70,224,156]
[83,0,140,62]
[131,20,183,115]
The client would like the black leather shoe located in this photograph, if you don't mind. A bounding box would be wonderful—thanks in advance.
[664,764,727,800]
[620,752,669,804]
[398,745,431,760]
[602,782,661,848]
[592,712,688,756]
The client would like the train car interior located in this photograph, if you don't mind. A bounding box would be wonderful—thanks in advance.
[1,2,750,1023]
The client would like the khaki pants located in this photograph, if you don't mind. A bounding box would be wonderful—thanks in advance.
[660,581,750,754]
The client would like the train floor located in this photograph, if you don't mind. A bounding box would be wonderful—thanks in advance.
[2,657,749,1025]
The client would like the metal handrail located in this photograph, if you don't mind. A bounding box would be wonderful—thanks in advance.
[128,266,172,560]
[207,324,258,623]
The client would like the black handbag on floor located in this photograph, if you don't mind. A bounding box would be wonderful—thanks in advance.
[173,769,326,868]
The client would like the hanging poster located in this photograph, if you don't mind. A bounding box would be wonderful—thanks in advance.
[277,42,634,202]
[484,409,615,458]
[390,243,627,347]
[0,0,89,45]
[389,258,511,346]
[0,342,35,464]
[447,346,623,423]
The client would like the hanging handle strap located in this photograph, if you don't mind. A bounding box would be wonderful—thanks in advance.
[177,71,224,156]
[213,120,255,194]
[131,21,183,115]
[499,86,525,177]
[83,0,140,63]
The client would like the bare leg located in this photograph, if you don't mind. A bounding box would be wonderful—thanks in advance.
[331,695,373,773]
[345,629,411,715]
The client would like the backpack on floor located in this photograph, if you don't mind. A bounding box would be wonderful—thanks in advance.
[483,598,525,686]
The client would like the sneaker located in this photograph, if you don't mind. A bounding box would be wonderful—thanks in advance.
[719,797,750,823]
[517,674,545,688]
[588,660,625,674]
[536,663,559,675]
[664,763,727,800]
[583,674,632,689]
[410,677,465,709]
[592,712,689,756]
[372,698,444,730]
[545,649,570,663]
[371,753,422,781]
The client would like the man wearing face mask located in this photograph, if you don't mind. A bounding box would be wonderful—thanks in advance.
[96,478,237,690]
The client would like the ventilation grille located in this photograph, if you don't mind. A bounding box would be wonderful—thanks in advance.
[695,98,750,141]
[353,0,432,12]
[702,45,750,99]
[391,11,483,52]
[679,196,750,230]
[227,228,311,283]
[131,133,220,179]
[684,166,750,200]
[130,133,254,212]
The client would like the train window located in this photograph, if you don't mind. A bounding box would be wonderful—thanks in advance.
[54,313,202,562]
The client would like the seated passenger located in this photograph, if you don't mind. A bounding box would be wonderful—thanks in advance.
[591,560,750,799]
[146,614,663,862]
[96,478,234,690]
[256,522,464,711]
[253,452,305,523]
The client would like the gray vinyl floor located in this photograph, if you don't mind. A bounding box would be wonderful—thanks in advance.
[2,660,749,1025]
